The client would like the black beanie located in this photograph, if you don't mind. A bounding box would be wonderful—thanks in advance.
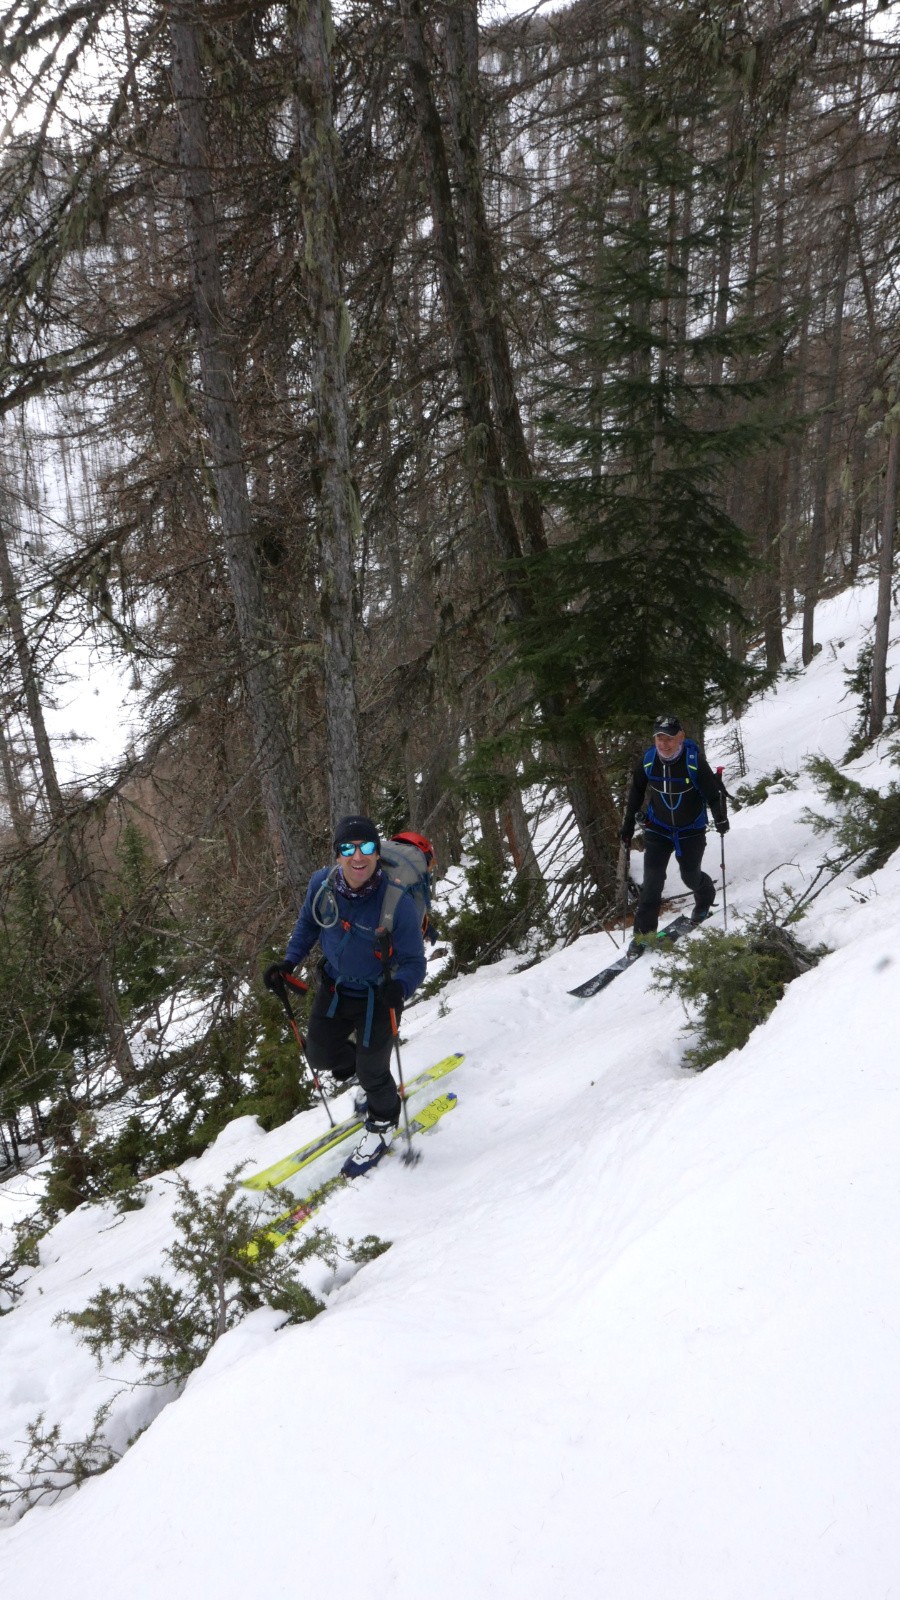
[333,815,381,854]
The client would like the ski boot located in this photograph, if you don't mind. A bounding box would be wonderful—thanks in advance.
[341,1119,396,1178]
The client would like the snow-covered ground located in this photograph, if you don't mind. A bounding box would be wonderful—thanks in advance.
[3,578,900,1597]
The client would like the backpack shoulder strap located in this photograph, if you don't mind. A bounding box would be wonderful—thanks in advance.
[379,879,404,935]
[311,866,341,929]
[642,747,657,777]
[683,739,701,788]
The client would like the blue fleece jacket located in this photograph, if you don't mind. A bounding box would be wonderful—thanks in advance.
[285,868,427,999]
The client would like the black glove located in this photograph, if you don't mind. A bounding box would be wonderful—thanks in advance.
[380,977,406,1016]
[263,959,295,993]
[715,817,730,835]
[620,820,635,845]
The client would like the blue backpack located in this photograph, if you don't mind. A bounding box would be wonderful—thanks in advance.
[642,738,707,837]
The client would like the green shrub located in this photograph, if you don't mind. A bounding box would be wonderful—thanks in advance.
[803,753,900,876]
[57,1168,338,1387]
[446,840,542,971]
[731,769,798,810]
[41,1107,192,1220]
[0,1214,44,1314]
[841,639,876,759]
[0,1402,119,1519]
[652,918,826,1071]
[40,985,314,1220]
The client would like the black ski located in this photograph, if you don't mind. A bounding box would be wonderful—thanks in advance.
[568,910,711,998]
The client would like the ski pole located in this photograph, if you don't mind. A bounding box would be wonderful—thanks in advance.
[275,973,336,1128]
[715,765,728,932]
[618,839,630,949]
[389,1007,421,1167]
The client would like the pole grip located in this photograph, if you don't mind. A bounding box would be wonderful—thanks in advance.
[273,971,332,1126]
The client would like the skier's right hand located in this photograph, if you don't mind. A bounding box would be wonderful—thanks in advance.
[620,820,634,845]
[380,977,406,1017]
[263,959,295,993]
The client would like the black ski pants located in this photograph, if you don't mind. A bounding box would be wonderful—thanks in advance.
[305,981,401,1126]
[633,828,716,935]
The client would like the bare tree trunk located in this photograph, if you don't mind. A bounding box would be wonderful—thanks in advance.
[869,423,899,739]
[168,10,311,893]
[400,0,523,573]
[29,1103,45,1155]
[759,443,788,674]
[801,210,852,665]
[501,784,543,889]
[758,121,788,673]
[782,291,811,622]
[476,803,507,874]
[848,413,867,578]
[0,714,30,848]
[402,0,619,897]
[291,0,361,816]
[0,512,136,1085]
[442,0,547,561]
[801,5,866,664]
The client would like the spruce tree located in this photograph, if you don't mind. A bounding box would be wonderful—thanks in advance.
[515,9,783,740]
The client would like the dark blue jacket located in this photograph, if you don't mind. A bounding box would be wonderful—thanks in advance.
[285,868,427,1000]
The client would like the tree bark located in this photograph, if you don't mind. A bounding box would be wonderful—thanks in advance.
[0,512,137,1085]
[801,10,866,666]
[501,783,544,889]
[0,714,31,848]
[476,802,507,874]
[801,207,852,666]
[869,421,899,739]
[848,412,867,578]
[402,0,619,897]
[757,120,788,673]
[168,9,311,894]
[291,0,361,816]
[442,0,547,561]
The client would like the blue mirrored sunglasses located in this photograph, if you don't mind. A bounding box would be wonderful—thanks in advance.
[338,840,377,857]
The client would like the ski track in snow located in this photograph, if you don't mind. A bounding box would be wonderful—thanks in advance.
[2,578,900,1597]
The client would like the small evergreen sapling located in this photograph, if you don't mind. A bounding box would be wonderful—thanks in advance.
[803,753,900,877]
[58,1168,338,1387]
[446,839,539,972]
[0,1214,43,1313]
[0,1402,119,1520]
[731,769,798,810]
[8,1175,387,1523]
[652,916,826,1071]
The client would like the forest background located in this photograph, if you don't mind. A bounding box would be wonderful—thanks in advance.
[1,0,898,1210]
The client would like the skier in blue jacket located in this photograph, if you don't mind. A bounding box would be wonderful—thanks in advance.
[621,715,728,945]
[264,816,426,1175]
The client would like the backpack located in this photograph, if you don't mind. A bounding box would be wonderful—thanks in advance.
[380,832,436,944]
[640,740,728,847]
[642,737,702,793]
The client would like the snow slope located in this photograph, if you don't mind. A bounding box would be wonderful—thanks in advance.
[3,579,900,1598]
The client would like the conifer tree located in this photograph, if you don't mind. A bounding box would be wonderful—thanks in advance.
[515,10,781,738]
